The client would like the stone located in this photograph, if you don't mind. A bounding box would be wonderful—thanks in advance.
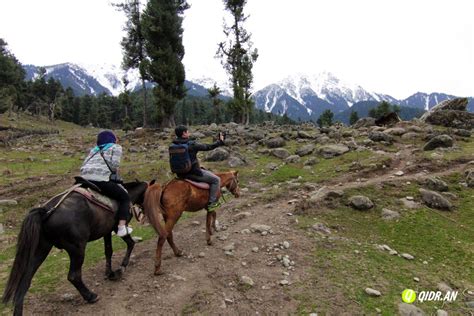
[266,163,279,170]
[436,310,448,316]
[437,282,453,292]
[423,135,454,151]
[266,137,286,148]
[394,171,405,176]
[296,144,316,156]
[312,223,331,234]
[424,177,448,192]
[250,224,271,233]
[240,276,254,287]
[252,247,259,253]
[0,223,4,235]
[271,148,291,159]
[228,156,246,167]
[385,127,406,136]
[285,155,301,163]
[205,148,230,161]
[465,169,474,188]
[419,188,453,211]
[353,117,376,128]
[319,144,350,158]
[398,303,424,316]
[0,199,17,206]
[368,131,393,143]
[304,157,319,166]
[279,280,289,286]
[348,195,374,210]
[365,288,381,296]
[199,252,205,258]
[282,241,290,249]
[223,243,235,252]
[381,208,400,220]
[297,130,314,139]
[414,277,420,282]
[401,253,415,260]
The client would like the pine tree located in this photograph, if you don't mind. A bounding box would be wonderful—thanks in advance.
[349,111,359,125]
[114,0,149,127]
[141,0,189,127]
[217,0,258,125]
[0,39,25,115]
[207,83,223,124]
[317,109,334,127]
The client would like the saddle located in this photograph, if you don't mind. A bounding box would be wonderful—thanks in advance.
[181,179,221,199]
[73,177,116,212]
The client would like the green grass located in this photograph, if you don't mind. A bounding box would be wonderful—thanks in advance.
[297,174,474,314]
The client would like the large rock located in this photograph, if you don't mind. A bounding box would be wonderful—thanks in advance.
[353,117,376,129]
[319,144,350,158]
[271,148,291,159]
[204,148,230,161]
[297,130,315,139]
[424,177,448,192]
[465,169,474,188]
[368,131,394,143]
[228,156,246,167]
[398,302,424,316]
[423,135,453,151]
[296,144,316,157]
[420,98,474,129]
[348,195,374,210]
[419,188,453,211]
[266,137,286,148]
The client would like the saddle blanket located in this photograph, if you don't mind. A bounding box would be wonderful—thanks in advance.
[73,187,117,212]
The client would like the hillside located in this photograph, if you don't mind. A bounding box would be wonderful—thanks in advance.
[0,112,473,315]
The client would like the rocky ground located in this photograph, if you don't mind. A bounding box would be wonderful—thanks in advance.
[1,99,474,315]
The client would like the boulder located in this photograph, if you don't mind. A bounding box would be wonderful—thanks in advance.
[296,144,316,157]
[353,117,376,129]
[420,97,474,129]
[228,156,246,167]
[204,148,230,161]
[285,155,301,163]
[297,130,314,139]
[348,195,374,210]
[266,137,286,148]
[424,177,448,192]
[423,135,453,151]
[319,144,350,158]
[465,169,474,188]
[271,148,291,159]
[368,131,394,143]
[419,188,453,211]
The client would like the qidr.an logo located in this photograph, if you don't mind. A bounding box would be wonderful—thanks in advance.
[402,289,459,304]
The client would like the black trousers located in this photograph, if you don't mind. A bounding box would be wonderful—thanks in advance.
[90,180,130,221]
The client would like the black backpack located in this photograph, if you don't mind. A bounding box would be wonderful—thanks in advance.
[169,142,192,174]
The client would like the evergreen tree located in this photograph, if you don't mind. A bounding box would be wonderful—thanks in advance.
[207,83,223,124]
[317,109,334,127]
[217,0,258,125]
[369,101,395,119]
[115,0,149,127]
[0,39,25,115]
[141,0,189,127]
[349,111,359,125]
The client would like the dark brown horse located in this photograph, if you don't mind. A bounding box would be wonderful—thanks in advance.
[2,181,150,316]
[144,170,240,275]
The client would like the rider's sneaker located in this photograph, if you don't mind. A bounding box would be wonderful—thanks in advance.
[207,200,222,212]
[117,225,133,237]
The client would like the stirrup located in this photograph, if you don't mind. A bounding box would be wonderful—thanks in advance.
[206,201,222,213]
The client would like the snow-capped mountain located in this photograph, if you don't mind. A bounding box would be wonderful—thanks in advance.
[253,72,399,121]
[22,63,473,121]
[189,76,233,97]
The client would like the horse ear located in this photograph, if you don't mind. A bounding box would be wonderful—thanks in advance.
[233,170,239,176]
[150,179,156,185]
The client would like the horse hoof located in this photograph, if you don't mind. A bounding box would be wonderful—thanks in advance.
[207,240,213,246]
[87,294,99,304]
[154,269,164,276]
[175,250,183,257]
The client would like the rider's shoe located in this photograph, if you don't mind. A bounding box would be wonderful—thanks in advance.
[207,200,222,212]
[117,225,133,237]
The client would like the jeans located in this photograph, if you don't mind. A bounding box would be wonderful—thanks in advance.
[90,180,131,221]
[185,169,221,204]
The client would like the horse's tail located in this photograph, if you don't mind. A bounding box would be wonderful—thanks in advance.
[2,207,46,305]
[144,184,167,238]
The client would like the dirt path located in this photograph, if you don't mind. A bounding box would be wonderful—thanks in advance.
[24,193,349,315]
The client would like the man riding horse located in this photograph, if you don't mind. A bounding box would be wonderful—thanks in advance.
[170,125,225,212]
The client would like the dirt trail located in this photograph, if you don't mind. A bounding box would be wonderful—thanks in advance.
[25,194,337,315]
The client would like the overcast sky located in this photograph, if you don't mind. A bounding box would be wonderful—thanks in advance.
[0,0,473,99]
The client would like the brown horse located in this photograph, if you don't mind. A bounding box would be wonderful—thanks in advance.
[144,170,240,275]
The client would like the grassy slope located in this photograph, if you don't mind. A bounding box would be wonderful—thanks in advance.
[1,115,473,314]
